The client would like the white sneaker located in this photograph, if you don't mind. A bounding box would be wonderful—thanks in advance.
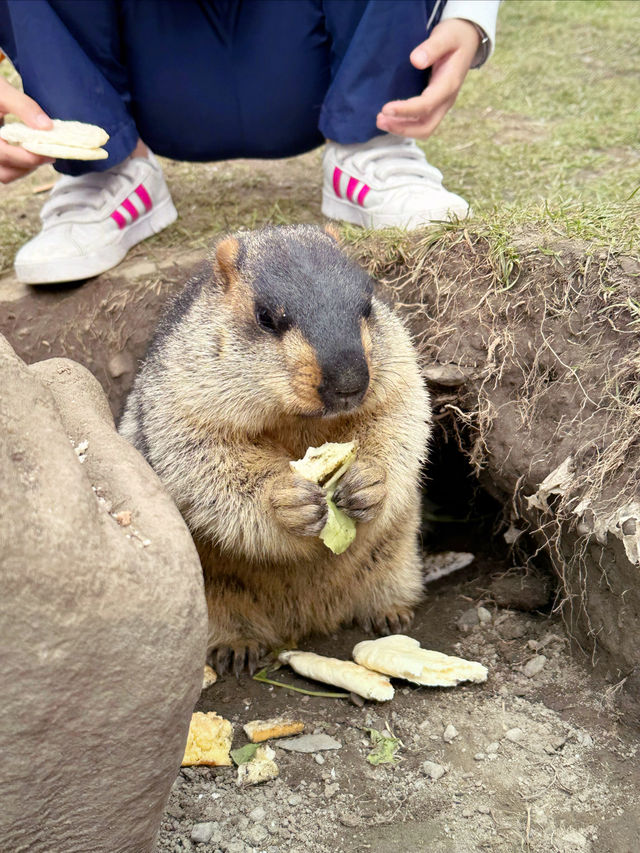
[15,151,177,284]
[322,134,470,230]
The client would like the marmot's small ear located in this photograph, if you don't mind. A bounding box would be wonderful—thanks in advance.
[214,236,240,291]
[324,224,342,244]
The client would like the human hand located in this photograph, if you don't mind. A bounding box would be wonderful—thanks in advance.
[377,18,481,140]
[0,76,54,183]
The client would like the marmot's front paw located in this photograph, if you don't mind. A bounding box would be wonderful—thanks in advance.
[269,473,328,536]
[358,606,415,635]
[333,460,386,523]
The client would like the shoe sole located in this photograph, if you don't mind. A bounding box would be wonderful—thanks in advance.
[322,192,471,229]
[15,196,178,285]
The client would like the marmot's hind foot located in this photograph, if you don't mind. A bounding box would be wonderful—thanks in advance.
[211,641,266,678]
[358,606,414,636]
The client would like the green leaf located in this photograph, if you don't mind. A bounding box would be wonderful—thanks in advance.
[231,743,260,766]
[365,728,401,766]
[319,494,357,555]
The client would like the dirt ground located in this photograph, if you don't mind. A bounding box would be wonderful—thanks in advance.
[157,545,640,853]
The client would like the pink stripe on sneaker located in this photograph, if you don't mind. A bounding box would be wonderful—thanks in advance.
[356,184,370,207]
[111,209,126,229]
[346,177,359,201]
[135,183,153,211]
[122,198,139,221]
[333,167,343,199]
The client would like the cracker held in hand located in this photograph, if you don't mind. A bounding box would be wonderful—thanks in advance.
[0,119,109,160]
[353,635,488,687]
[278,649,394,701]
[290,441,357,555]
[181,711,232,766]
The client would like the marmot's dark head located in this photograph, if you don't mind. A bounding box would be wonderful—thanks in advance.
[152,225,407,433]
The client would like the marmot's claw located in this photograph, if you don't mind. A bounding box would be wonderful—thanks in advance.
[270,473,329,536]
[215,646,232,676]
[213,642,265,678]
[333,461,387,523]
[372,606,415,636]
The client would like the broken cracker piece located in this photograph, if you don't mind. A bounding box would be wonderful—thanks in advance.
[202,665,218,689]
[278,649,393,702]
[291,441,358,555]
[236,744,279,787]
[21,140,108,160]
[353,635,488,687]
[181,711,232,766]
[0,119,109,149]
[243,717,305,743]
[290,441,357,486]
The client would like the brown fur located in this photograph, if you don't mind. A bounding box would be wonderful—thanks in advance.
[119,226,430,671]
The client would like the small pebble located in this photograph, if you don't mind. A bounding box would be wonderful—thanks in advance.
[477,606,492,624]
[523,654,547,677]
[474,752,486,761]
[462,809,473,818]
[248,806,265,823]
[288,794,303,807]
[486,742,500,754]
[478,805,491,815]
[457,607,479,631]
[314,753,325,765]
[246,825,269,846]
[504,727,523,742]
[422,760,447,780]
[443,724,458,743]
[191,822,216,844]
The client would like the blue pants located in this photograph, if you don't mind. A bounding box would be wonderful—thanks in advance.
[0,0,442,175]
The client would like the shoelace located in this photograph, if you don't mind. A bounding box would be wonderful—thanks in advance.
[40,161,141,224]
[341,139,444,186]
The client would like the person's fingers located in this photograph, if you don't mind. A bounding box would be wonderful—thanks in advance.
[410,19,480,71]
[381,51,467,121]
[409,23,461,71]
[376,99,452,139]
[0,77,53,129]
[0,138,53,169]
[0,164,34,183]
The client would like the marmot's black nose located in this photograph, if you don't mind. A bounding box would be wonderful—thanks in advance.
[320,349,369,412]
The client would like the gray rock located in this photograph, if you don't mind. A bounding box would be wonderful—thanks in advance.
[191,823,217,844]
[422,761,447,780]
[477,606,492,624]
[457,607,480,631]
[248,807,265,823]
[287,794,303,806]
[246,824,269,846]
[443,724,459,743]
[505,727,524,742]
[0,340,208,853]
[277,734,342,753]
[523,654,548,677]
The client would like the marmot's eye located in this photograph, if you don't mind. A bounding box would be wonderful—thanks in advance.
[363,300,372,319]
[255,306,278,334]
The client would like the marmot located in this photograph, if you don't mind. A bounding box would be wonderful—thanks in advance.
[119,225,430,675]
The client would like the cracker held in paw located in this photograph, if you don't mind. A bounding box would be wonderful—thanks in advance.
[181,711,232,766]
[353,635,488,687]
[0,119,109,160]
[291,441,357,555]
[243,717,305,743]
[278,649,394,701]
